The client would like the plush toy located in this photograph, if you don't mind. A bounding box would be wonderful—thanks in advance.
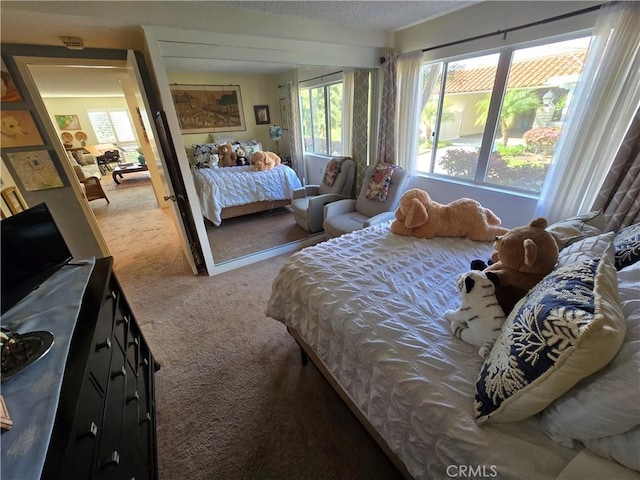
[471,217,559,314]
[217,143,237,167]
[235,147,248,166]
[445,270,506,358]
[390,188,509,241]
[251,151,281,171]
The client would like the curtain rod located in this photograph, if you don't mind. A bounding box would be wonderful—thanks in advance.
[380,2,606,63]
[298,70,343,84]
[421,3,605,53]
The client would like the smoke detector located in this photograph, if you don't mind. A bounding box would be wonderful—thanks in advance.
[60,36,85,50]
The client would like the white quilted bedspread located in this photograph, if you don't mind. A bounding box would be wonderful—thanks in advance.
[192,165,302,225]
[266,222,579,479]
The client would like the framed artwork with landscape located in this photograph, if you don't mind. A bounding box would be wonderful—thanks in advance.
[170,84,245,134]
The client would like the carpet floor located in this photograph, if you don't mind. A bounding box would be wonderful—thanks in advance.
[89,174,403,479]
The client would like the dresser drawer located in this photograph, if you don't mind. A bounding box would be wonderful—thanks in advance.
[60,378,103,479]
[95,347,127,478]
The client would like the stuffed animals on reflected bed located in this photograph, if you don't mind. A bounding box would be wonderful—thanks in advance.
[251,151,281,171]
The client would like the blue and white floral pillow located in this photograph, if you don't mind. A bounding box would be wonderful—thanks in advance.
[613,223,640,270]
[474,250,625,424]
[193,143,220,167]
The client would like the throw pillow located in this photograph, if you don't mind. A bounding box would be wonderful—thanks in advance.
[584,426,640,472]
[365,163,398,202]
[546,211,604,250]
[556,232,615,268]
[613,223,640,270]
[323,157,346,187]
[72,150,87,166]
[540,261,640,442]
[474,250,625,424]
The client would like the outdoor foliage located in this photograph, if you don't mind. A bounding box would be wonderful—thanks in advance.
[476,89,542,146]
[523,127,561,153]
[440,147,549,191]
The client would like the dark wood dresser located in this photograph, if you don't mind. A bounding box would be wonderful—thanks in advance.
[42,257,159,479]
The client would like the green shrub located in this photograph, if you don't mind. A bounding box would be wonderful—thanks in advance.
[523,128,561,153]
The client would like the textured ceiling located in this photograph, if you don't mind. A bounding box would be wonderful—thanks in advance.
[213,1,481,31]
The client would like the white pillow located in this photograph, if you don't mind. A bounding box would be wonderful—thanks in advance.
[585,426,640,472]
[541,261,640,439]
[556,232,615,268]
[547,211,604,250]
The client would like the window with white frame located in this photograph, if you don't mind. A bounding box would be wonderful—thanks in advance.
[300,81,344,156]
[417,36,591,194]
[87,109,137,147]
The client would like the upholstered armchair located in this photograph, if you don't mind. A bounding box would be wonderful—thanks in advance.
[291,157,356,233]
[322,163,410,239]
[67,152,102,181]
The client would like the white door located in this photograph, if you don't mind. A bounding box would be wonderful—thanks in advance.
[125,50,199,274]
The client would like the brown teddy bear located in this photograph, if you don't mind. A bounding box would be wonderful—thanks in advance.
[217,143,237,167]
[251,150,281,171]
[471,217,559,314]
[390,188,509,241]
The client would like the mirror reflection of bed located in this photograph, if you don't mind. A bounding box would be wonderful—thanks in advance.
[163,58,349,264]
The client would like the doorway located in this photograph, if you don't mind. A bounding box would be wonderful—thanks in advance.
[20,58,190,276]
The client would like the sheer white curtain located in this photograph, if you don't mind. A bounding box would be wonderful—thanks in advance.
[395,50,424,172]
[342,69,354,157]
[535,2,640,222]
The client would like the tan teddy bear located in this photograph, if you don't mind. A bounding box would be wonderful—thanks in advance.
[250,151,281,171]
[217,143,237,167]
[390,188,509,241]
[471,217,559,314]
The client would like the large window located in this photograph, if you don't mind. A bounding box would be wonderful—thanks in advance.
[300,81,343,156]
[87,109,137,146]
[417,37,590,193]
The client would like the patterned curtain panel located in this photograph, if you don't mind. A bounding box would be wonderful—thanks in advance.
[286,81,304,177]
[592,107,640,231]
[352,69,372,195]
[376,52,398,164]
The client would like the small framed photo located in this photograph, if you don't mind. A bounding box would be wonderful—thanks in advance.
[1,186,28,215]
[253,105,270,125]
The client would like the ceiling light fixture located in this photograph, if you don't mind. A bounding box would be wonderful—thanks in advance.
[59,36,85,50]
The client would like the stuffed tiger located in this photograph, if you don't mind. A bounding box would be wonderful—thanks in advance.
[445,270,506,358]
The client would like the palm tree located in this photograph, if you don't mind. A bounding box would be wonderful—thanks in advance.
[475,89,542,146]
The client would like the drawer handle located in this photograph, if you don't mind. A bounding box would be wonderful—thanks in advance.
[102,450,120,469]
[127,391,139,403]
[96,338,111,351]
[79,421,98,439]
[129,337,139,348]
[141,358,149,367]
[111,291,117,300]
[117,315,129,326]
[111,366,126,379]
[139,412,151,425]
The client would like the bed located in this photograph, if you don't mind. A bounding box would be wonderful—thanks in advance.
[266,217,640,479]
[192,164,302,226]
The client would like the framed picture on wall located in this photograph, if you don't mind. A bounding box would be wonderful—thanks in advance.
[55,114,82,130]
[6,150,64,191]
[1,186,28,215]
[170,84,246,133]
[1,59,23,103]
[1,110,44,147]
[254,105,270,125]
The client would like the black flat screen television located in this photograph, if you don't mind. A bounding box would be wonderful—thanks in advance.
[1,203,73,314]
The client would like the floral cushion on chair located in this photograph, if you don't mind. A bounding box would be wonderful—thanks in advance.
[365,163,398,202]
[323,157,346,187]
